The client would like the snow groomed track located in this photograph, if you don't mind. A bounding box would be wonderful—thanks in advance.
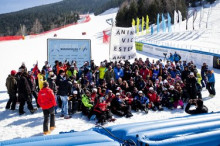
[1,112,220,146]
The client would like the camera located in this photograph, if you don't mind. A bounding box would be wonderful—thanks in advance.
[163,53,167,56]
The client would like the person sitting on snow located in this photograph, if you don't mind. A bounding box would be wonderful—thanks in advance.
[110,93,133,118]
[133,91,149,113]
[93,96,115,125]
[147,87,163,111]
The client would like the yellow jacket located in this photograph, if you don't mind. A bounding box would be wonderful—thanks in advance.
[38,73,45,90]
[197,73,202,85]
[99,67,107,79]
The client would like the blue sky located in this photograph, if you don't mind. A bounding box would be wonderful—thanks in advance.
[0,0,63,14]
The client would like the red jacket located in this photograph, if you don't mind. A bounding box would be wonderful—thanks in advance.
[140,68,149,80]
[147,91,160,103]
[38,87,56,110]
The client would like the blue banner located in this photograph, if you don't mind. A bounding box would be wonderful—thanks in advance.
[47,39,91,68]
[168,13,172,32]
[162,14,166,32]
[157,13,160,33]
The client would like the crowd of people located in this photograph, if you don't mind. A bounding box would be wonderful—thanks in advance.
[5,54,215,134]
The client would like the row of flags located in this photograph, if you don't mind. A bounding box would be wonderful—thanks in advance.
[132,10,182,35]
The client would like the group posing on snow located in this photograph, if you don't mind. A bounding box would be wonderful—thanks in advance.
[5,52,214,134]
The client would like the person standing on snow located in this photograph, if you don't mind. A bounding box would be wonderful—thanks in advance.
[38,81,56,135]
[5,70,17,110]
[206,70,216,97]
[18,72,37,115]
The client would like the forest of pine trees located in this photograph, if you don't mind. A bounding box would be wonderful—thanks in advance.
[0,0,125,36]
[116,0,187,27]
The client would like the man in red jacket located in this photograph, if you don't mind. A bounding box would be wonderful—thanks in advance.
[38,81,56,135]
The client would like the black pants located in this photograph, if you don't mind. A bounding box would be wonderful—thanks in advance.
[43,106,55,132]
[6,93,17,110]
[94,110,113,123]
[207,82,216,95]
[19,93,34,113]
[112,105,132,117]
[132,100,147,111]
[32,91,40,108]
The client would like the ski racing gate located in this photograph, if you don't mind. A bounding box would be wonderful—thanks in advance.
[0,112,220,146]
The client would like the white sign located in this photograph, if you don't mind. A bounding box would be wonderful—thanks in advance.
[109,27,136,61]
[47,39,91,68]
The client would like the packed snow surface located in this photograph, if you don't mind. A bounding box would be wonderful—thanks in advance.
[0,4,220,141]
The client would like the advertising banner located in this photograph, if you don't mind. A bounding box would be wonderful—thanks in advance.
[109,27,136,61]
[47,39,91,68]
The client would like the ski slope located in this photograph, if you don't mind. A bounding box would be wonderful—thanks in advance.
[137,0,220,54]
[0,4,220,142]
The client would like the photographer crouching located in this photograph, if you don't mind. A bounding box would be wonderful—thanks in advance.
[185,99,208,115]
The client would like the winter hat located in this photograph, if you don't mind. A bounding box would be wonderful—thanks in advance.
[164,80,168,84]
[116,87,121,91]
[163,88,167,91]
[73,91,78,94]
[116,93,120,96]
[149,87,154,91]
[190,72,194,76]
[169,85,174,90]
[11,70,17,76]
[92,88,97,92]
[138,91,143,94]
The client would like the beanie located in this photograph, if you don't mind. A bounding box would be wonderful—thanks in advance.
[11,70,17,76]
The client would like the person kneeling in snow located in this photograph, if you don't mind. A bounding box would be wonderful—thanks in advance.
[37,81,56,135]
[185,99,208,115]
[133,91,149,113]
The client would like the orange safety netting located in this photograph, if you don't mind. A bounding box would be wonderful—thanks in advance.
[0,15,91,42]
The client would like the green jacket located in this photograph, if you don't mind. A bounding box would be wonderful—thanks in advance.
[6,75,17,94]
[82,94,93,109]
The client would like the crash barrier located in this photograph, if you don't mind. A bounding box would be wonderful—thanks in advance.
[0,15,91,42]
[1,112,220,146]
[136,41,220,69]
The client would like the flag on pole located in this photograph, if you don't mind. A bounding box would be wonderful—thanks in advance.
[174,10,178,32]
[162,13,166,32]
[146,15,149,34]
[157,13,160,33]
[178,10,182,31]
[168,13,172,32]
[132,19,135,27]
[142,16,145,35]
[137,18,140,35]
[151,25,154,35]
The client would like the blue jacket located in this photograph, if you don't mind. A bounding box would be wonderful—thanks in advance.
[169,54,174,62]
[174,53,181,62]
[134,95,149,104]
[114,67,124,80]
[207,73,215,83]
[152,69,159,80]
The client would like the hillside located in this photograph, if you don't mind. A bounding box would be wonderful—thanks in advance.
[0,0,124,36]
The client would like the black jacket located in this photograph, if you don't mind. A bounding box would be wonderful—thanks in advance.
[17,75,31,95]
[185,103,208,114]
[56,75,72,96]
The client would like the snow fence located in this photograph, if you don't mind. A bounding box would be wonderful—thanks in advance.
[136,42,220,69]
[0,112,220,146]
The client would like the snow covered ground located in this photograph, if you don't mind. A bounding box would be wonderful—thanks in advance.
[137,0,220,54]
[0,3,220,142]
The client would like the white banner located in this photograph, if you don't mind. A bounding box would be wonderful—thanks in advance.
[141,43,213,67]
[109,27,136,61]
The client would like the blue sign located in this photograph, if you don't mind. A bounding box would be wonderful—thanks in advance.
[47,39,91,68]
